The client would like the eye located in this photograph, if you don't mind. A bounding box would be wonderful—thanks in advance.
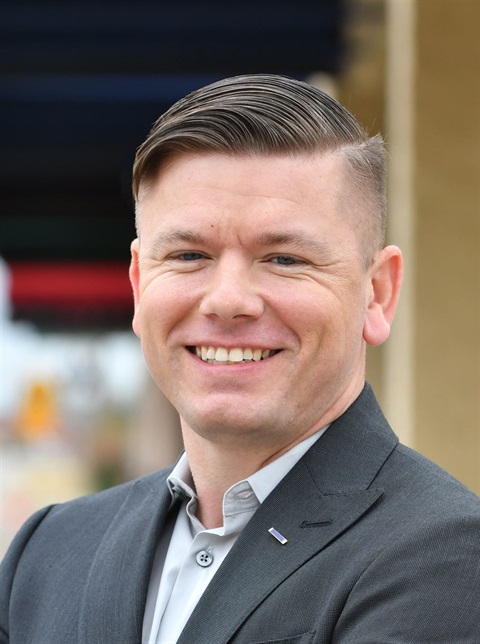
[270,255,300,266]
[173,251,205,261]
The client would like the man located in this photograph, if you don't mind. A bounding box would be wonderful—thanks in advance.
[1,75,479,643]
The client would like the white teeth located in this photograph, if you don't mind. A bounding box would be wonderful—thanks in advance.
[228,348,244,362]
[214,347,229,362]
[195,345,277,364]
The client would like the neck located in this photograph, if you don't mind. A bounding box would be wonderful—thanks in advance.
[181,432,271,529]
[180,422,322,529]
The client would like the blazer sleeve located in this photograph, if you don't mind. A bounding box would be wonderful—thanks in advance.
[331,513,480,643]
[0,506,55,644]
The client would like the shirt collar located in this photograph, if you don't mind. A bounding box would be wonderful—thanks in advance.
[247,425,329,502]
[168,454,196,501]
[167,425,329,505]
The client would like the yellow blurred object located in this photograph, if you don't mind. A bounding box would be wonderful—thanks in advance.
[15,380,60,441]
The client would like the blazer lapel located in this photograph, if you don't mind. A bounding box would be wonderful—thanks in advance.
[78,473,174,644]
[177,465,383,644]
[178,384,398,644]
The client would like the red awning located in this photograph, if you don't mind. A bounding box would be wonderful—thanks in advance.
[9,261,133,307]
[8,261,134,327]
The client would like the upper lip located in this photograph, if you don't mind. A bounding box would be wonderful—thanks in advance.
[187,343,278,350]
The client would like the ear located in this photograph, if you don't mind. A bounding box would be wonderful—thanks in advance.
[129,238,141,338]
[363,245,403,346]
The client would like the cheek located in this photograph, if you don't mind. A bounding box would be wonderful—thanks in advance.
[298,291,365,354]
[138,280,199,348]
[144,277,192,315]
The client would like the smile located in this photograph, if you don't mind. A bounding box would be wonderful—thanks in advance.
[188,346,281,364]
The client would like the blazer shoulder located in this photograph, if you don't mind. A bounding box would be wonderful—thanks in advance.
[396,443,478,494]
[1,465,173,569]
[40,464,174,525]
[378,441,480,521]
[1,466,175,643]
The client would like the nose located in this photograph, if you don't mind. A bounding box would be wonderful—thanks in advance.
[198,257,264,321]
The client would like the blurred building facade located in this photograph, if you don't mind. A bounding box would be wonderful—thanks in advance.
[1,0,479,554]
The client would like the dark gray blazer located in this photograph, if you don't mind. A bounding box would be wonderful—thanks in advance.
[1,385,479,643]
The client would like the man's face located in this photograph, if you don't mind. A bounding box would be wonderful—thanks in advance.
[131,152,392,451]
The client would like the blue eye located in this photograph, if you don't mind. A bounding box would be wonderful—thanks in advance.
[178,252,204,261]
[272,255,297,265]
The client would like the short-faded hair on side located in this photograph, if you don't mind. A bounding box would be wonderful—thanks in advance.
[132,74,387,261]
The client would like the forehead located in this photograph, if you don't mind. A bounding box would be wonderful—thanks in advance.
[137,151,348,217]
[136,152,366,261]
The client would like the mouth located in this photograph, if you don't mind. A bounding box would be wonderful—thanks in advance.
[187,345,282,365]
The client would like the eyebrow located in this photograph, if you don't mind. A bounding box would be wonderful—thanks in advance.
[256,231,330,256]
[151,230,208,252]
[149,228,330,257]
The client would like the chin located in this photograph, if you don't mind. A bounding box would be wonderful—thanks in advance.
[185,409,274,441]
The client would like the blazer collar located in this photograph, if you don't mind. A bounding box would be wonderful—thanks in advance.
[177,384,398,644]
[302,382,398,493]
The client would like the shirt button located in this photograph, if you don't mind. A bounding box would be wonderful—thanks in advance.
[196,550,214,567]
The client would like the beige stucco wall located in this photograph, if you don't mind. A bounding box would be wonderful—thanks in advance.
[414,0,479,493]
[342,0,479,493]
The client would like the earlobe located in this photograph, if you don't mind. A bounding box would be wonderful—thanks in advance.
[129,238,141,338]
[363,245,403,346]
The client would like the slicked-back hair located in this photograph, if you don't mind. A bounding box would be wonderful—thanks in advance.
[132,74,387,261]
